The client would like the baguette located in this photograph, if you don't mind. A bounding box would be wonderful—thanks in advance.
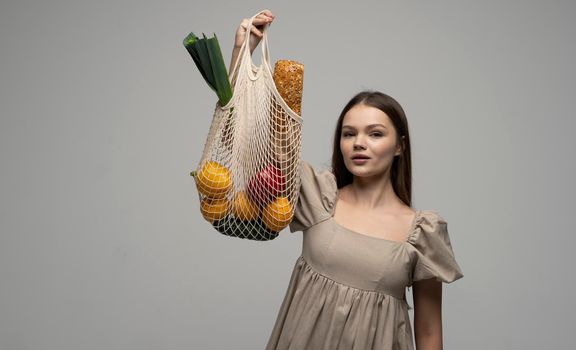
[271,60,304,171]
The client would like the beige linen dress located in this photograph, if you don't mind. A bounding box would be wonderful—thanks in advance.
[266,160,464,350]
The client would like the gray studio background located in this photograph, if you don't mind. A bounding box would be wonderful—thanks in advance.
[1,0,574,349]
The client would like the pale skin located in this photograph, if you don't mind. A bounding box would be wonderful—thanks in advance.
[231,9,444,350]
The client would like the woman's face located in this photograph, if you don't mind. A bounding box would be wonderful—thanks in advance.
[340,104,402,179]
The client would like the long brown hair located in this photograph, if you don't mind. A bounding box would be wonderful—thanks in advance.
[330,90,413,207]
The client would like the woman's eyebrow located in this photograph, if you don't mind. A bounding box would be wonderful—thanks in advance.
[342,124,387,130]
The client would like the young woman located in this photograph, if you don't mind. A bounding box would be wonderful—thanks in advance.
[230,10,464,350]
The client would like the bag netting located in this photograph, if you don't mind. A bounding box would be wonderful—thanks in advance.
[193,11,303,241]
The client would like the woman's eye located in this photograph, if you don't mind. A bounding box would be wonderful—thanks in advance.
[342,132,383,137]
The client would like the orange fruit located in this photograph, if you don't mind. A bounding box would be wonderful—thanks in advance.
[232,190,259,221]
[200,197,229,223]
[261,196,294,232]
[193,161,232,199]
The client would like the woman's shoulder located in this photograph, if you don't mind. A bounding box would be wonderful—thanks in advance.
[417,209,447,224]
[407,209,448,243]
[407,209,464,284]
[288,159,337,232]
[299,159,333,176]
[298,159,336,190]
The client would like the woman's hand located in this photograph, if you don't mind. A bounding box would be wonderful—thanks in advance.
[229,10,275,74]
[234,10,275,54]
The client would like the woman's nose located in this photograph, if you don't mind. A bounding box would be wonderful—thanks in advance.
[353,134,367,149]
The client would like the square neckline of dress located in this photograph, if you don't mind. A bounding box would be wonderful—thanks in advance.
[329,179,421,244]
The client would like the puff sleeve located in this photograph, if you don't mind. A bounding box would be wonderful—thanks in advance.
[407,211,464,285]
[288,160,337,233]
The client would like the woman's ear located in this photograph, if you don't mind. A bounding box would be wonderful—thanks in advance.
[395,135,406,157]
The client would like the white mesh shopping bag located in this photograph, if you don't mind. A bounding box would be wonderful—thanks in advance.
[191,10,303,241]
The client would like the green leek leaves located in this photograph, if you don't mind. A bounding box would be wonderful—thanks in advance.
[183,32,233,106]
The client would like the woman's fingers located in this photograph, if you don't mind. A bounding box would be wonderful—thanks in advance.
[241,19,272,37]
[243,12,274,27]
[256,12,274,21]
[236,10,275,48]
[239,10,274,28]
[240,21,262,37]
[251,25,263,37]
[240,17,267,26]
[250,16,273,27]
[259,9,275,18]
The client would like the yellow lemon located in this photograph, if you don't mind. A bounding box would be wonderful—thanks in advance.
[232,190,259,221]
[200,198,229,223]
[193,161,232,199]
[262,196,294,232]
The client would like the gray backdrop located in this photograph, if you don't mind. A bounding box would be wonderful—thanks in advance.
[1,0,574,349]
